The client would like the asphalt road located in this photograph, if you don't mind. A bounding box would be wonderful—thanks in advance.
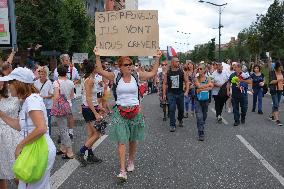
[8,93,284,189]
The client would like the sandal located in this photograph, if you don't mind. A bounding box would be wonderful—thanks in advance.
[62,154,75,159]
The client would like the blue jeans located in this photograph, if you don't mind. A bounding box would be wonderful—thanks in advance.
[252,88,263,111]
[184,89,195,112]
[46,109,52,135]
[271,91,282,112]
[195,100,209,133]
[168,93,184,128]
[232,94,248,122]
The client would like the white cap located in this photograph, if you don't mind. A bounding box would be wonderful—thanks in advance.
[0,67,35,84]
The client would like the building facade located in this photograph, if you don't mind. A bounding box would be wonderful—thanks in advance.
[125,0,138,10]
[105,0,125,11]
[85,0,105,19]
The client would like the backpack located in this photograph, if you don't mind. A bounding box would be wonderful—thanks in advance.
[113,72,140,102]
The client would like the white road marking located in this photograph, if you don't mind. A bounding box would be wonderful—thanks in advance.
[210,108,229,125]
[237,135,284,187]
[50,135,108,189]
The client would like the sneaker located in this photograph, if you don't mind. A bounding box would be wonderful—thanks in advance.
[170,127,176,132]
[178,120,183,127]
[117,171,127,182]
[76,152,88,167]
[241,119,245,124]
[276,120,283,126]
[217,115,222,123]
[234,121,240,126]
[126,161,135,172]
[87,155,103,164]
[258,110,263,115]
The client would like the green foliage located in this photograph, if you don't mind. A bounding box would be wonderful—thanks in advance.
[208,38,215,61]
[188,0,284,62]
[15,0,73,52]
[63,0,92,53]
[15,0,94,54]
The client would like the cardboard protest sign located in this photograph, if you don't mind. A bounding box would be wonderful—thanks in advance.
[72,53,88,64]
[95,10,159,56]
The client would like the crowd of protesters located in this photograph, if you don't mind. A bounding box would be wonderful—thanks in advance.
[0,46,283,188]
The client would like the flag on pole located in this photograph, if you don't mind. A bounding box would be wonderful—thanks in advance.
[167,46,177,60]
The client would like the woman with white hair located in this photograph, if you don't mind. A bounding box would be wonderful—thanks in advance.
[34,66,54,135]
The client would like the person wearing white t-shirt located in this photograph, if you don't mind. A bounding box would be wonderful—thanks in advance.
[94,47,162,182]
[0,67,56,189]
[212,64,230,122]
[34,66,54,135]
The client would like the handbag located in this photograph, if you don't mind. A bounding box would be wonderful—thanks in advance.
[117,105,140,119]
[51,80,72,116]
[13,113,48,183]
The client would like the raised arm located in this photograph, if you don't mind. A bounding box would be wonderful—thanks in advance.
[94,47,115,81]
[138,50,162,81]
[6,48,16,64]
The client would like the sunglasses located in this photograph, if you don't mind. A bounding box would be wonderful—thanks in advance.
[162,64,167,66]
[123,63,132,67]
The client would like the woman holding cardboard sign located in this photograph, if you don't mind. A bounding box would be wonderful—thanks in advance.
[94,47,162,182]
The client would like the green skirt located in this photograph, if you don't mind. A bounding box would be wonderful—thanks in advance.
[109,106,145,144]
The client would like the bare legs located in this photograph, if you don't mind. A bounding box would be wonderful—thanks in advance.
[118,141,137,171]
[85,123,100,148]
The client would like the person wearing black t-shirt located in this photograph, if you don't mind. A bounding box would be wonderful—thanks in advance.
[162,58,189,132]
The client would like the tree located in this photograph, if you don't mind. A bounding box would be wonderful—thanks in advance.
[15,0,73,52]
[63,0,92,53]
[208,38,215,61]
[258,0,284,60]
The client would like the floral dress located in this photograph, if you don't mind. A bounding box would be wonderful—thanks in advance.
[0,97,21,179]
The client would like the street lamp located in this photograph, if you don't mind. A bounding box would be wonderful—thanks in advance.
[198,0,227,63]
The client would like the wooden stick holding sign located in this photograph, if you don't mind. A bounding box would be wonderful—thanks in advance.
[95,10,159,56]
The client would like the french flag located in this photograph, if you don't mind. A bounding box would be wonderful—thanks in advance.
[167,46,177,60]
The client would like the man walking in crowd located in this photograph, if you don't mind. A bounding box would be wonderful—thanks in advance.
[212,63,230,123]
[227,63,252,126]
[54,54,80,139]
[163,57,189,132]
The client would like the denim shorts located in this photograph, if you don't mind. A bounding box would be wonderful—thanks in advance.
[82,105,99,123]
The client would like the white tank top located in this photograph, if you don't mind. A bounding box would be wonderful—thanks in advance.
[116,75,139,106]
[82,77,98,106]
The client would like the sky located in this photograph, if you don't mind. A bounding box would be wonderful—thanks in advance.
[139,0,275,52]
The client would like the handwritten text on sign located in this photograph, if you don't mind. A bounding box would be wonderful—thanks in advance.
[95,10,159,56]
